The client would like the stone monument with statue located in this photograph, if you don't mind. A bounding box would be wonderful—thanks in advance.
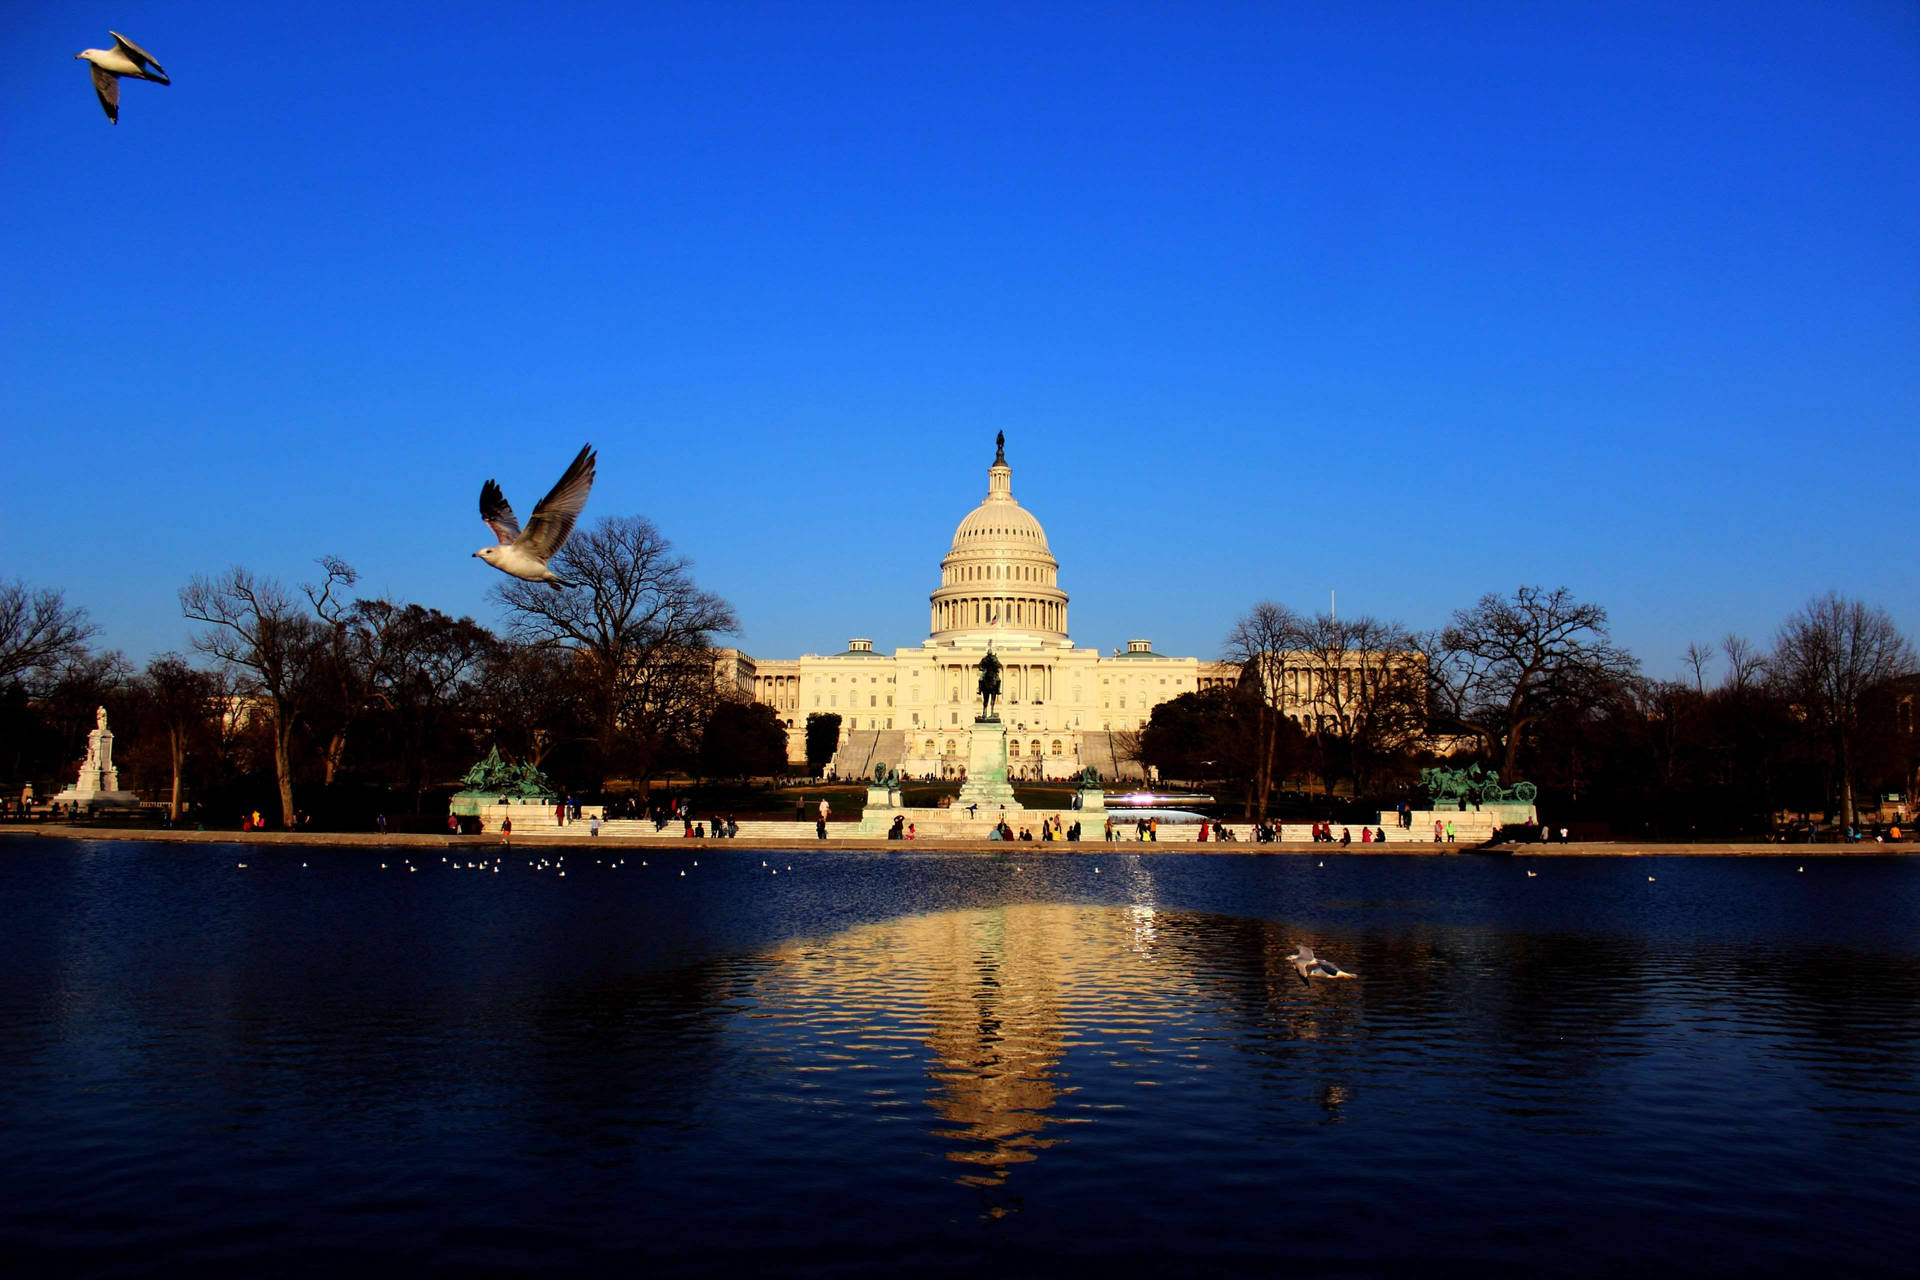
[1073,765,1106,813]
[52,706,141,809]
[954,649,1020,815]
[866,762,905,811]
[449,745,557,819]
[1420,763,1538,825]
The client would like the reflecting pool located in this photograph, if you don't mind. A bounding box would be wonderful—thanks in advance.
[2,839,1916,1276]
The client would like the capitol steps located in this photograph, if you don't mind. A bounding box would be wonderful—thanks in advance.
[1077,733,1121,780]
[827,729,907,780]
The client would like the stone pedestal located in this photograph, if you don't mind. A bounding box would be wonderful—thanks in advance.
[1482,800,1539,826]
[955,718,1020,814]
[451,789,557,820]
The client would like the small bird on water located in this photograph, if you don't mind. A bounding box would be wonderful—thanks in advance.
[75,32,169,124]
[475,444,596,586]
[1287,944,1357,987]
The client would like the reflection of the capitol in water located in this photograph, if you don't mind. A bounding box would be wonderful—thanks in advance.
[746,876,1363,1190]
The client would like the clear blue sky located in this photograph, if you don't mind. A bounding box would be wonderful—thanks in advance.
[6,2,1916,680]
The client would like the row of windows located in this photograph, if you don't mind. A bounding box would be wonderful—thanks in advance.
[797,677,1193,704]
[917,739,1066,756]
[943,562,1055,585]
[958,525,1041,541]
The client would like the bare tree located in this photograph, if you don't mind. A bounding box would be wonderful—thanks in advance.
[301,557,385,786]
[137,655,225,821]
[181,568,327,827]
[373,606,493,802]
[1682,641,1714,694]
[1772,592,1916,829]
[1286,612,1426,794]
[1223,601,1303,819]
[1428,586,1639,779]
[37,649,134,780]
[300,557,440,787]
[1721,633,1766,693]
[473,640,583,768]
[0,581,99,689]
[1110,728,1149,783]
[494,514,738,788]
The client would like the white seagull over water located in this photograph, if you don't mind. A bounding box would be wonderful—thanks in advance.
[474,444,596,586]
[75,32,169,124]
[1288,944,1357,987]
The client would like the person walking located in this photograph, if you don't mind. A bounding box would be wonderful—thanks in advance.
[816,796,830,840]
[500,814,512,847]
[1445,819,1455,843]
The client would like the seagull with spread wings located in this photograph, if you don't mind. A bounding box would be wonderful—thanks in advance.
[1288,944,1358,988]
[474,444,597,587]
[75,32,169,124]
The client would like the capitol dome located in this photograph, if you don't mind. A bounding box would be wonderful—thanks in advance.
[929,435,1069,644]
[949,488,1051,552]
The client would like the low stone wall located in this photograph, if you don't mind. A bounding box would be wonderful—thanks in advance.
[14,825,1916,857]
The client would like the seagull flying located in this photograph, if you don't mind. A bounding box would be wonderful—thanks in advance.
[474,444,596,587]
[1288,944,1357,988]
[75,32,169,124]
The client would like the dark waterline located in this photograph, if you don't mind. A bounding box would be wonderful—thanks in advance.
[3,838,1917,1277]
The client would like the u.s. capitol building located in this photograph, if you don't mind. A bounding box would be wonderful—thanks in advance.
[724,436,1235,779]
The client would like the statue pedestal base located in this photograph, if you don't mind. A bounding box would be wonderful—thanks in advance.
[955,718,1020,816]
[450,789,556,817]
[50,787,140,809]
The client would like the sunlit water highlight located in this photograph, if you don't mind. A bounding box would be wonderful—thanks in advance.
[3,839,1916,1276]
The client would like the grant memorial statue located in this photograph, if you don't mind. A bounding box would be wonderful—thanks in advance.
[977,649,1002,722]
[953,648,1018,814]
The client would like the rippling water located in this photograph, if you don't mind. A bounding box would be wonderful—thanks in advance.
[2,838,1916,1276]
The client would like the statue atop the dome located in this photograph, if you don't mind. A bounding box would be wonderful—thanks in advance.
[977,649,1002,721]
[994,431,1005,465]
